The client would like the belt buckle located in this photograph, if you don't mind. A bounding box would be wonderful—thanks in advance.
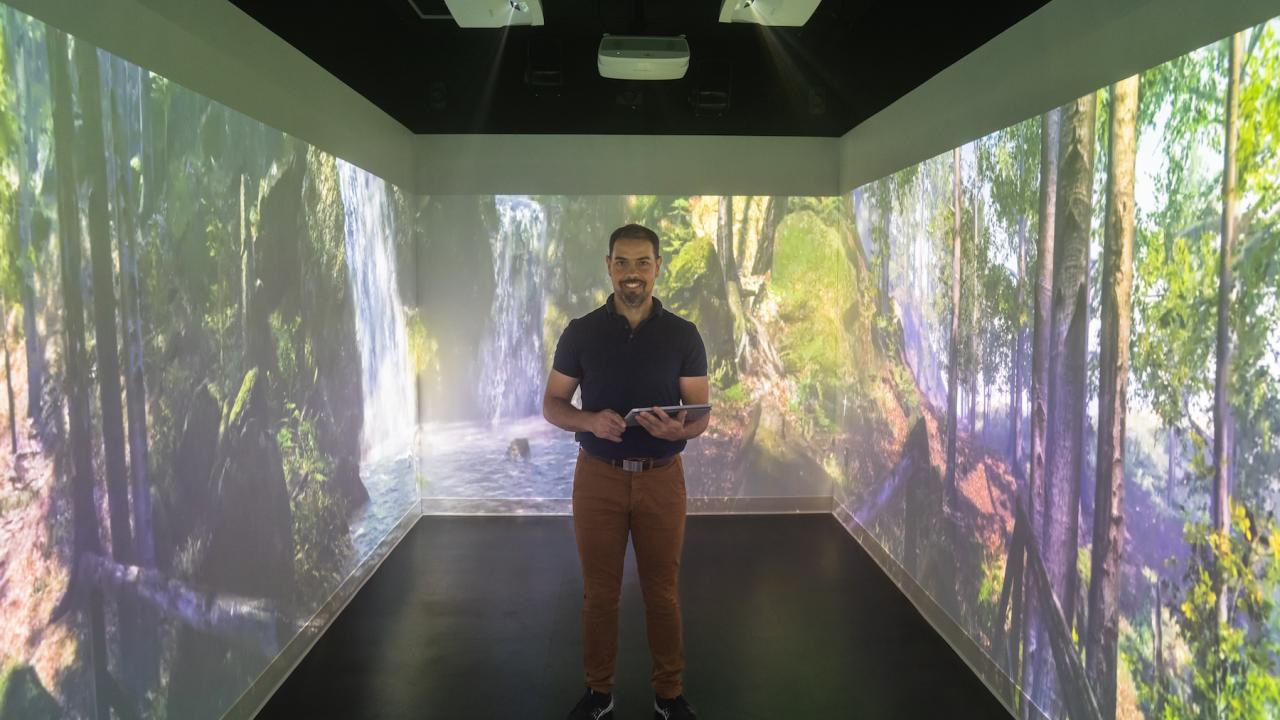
[622,458,646,472]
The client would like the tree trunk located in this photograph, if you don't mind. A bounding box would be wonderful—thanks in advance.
[110,69,160,692]
[1086,74,1138,720]
[983,383,990,443]
[77,40,145,710]
[2,302,15,455]
[109,79,154,569]
[880,198,892,317]
[751,195,786,277]
[1213,31,1241,641]
[1166,426,1179,503]
[78,553,295,659]
[970,159,981,436]
[1010,216,1028,474]
[7,22,43,425]
[945,147,963,504]
[717,196,748,358]
[241,173,252,354]
[75,40,135,565]
[1044,90,1097,716]
[49,29,110,720]
[1153,579,1164,718]
[1023,106,1061,718]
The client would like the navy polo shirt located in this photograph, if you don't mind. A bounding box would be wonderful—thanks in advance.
[552,294,708,460]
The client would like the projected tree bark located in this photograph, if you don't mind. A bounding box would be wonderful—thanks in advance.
[1086,73,1139,720]
[48,28,111,720]
[945,147,962,504]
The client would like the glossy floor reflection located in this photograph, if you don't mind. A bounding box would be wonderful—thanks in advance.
[257,514,1011,719]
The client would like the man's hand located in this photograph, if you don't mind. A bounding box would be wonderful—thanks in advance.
[588,409,627,443]
[635,406,688,441]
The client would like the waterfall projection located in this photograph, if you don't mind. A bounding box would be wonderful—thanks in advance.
[338,159,416,460]
[0,10,418,718]
[478,196,548,423]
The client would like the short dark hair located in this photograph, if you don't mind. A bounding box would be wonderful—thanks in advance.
[609,223,660,258]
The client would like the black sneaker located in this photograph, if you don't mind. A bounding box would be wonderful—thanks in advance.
[654,694,697,720]
[567,688,614,720]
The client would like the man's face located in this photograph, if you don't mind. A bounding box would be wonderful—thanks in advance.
[607,237,662,309]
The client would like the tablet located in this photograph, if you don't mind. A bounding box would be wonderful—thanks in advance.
[624,403,712,427]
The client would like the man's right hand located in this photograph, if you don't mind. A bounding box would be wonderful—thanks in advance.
[588,410,626,443]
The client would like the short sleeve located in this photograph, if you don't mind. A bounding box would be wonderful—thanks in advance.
[552,319,583,378]
[680,323,708,377]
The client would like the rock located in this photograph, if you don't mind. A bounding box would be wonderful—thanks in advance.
[662,236,736,381]
[202,368,295,601]
[0,663,61,720]
[332,455,369,506]
[254,148,306,316]
[507,438,531,461]
[164,382,223,569]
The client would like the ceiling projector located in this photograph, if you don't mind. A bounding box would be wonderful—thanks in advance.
[718,0,820,26]
[598,35,690,80]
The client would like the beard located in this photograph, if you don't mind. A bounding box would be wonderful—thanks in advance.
[618,280,647,307]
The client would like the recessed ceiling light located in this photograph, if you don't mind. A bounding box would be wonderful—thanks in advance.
[509,1,529,11]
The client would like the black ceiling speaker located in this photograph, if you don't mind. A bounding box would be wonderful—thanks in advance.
[808,85,826,115]
[689,59,731,118]
[615,81,645,109]
[428,79,447,111]
[525,36,565,95]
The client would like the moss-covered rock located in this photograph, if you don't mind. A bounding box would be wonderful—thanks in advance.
[661,236,735,382]
[0,663,60,720]
[162,381,223,570]
[205,368,295,600]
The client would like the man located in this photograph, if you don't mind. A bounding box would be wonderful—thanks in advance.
[544,223,709,720]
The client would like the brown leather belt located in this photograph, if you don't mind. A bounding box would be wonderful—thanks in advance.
[583,451,677,472]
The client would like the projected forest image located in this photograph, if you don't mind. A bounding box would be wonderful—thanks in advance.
[413,192,853,503]
[835,20,1280,720]
[0,9,418,720]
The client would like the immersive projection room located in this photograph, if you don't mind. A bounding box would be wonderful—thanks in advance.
[1,0,1279,718]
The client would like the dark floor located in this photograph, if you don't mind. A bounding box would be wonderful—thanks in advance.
[258,514,1011,719]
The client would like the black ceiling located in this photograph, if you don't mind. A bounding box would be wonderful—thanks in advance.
[228,0,1049,136]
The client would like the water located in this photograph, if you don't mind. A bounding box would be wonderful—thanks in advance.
[477,196,547,423]
[348,448,418,563]
[419,416,579,498]
[337,160,415,460]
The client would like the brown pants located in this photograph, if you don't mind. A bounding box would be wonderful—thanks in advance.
[572,449,687,699]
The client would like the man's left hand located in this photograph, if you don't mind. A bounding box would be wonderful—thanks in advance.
[635,406,688,441]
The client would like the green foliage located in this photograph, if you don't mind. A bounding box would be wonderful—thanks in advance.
[773,209,859,429]
[277,402,352,608]
[405,306,440,377]
[1148,503,1280,719]
[718,380,749,409]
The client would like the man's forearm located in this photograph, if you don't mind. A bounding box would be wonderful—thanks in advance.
[680,414,710,440]
[543,396,594,433]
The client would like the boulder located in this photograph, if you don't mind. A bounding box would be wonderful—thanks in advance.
[0,663,60,720]
[662,236,735,380]
[202,368,295,601]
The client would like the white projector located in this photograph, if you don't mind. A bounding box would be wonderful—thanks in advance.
[718,0,820,27]
[597,36,690,81]
[440,0,544,28]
